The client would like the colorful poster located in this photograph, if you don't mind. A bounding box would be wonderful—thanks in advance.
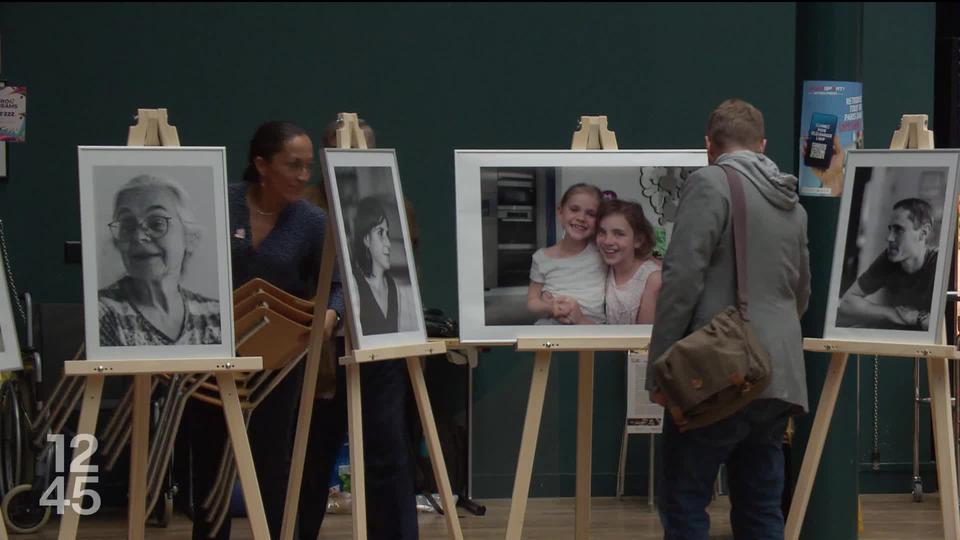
[0,86,26,142]
[626,351,663,434]
[798,81,863,197]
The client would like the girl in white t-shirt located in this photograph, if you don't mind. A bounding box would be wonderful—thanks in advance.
[597,199,662,324]
[527,183,607,325]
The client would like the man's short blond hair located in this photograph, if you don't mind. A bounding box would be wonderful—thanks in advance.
[706,99,765,151]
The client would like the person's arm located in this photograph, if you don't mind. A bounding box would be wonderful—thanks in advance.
[635,270,661,325]
[526,253,556,319]
[527,281,555,319]
[838,282,909,327]
[325,266,345,336]
[555,296,595,325]
[646,170,728,391]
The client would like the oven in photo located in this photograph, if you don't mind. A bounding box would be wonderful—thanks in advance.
[456,149,708,344]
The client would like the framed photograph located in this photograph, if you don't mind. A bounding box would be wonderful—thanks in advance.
[323,149,427,350]
[824,150,960,344]
[78,147,235,360]
[0,255,23,371]
[455,150,707,344]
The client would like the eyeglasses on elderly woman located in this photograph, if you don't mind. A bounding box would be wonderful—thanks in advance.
[108,215,174,241]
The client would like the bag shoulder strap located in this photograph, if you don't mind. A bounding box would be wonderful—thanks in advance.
[719,165,749,318]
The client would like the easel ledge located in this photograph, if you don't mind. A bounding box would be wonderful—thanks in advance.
[516,337,649,352]
[804,338,958,359]
[339,341,448,365]
[64,357,262,376]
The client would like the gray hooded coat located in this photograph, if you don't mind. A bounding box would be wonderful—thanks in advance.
[647,151,811,412]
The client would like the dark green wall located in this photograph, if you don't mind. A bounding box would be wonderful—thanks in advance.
[0,2,940,502]
[0,2,797,498]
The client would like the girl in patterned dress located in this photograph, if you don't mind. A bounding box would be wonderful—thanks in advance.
[597,199,662,324]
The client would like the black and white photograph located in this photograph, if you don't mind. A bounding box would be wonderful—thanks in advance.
[455,150,707,343]
[0,255,23,371]
[323,149,426,350]
[824,150,960,343]
[78,147,235,360]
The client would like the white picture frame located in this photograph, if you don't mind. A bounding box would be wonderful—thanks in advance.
[455,149,708,344]
[78,146,235,360]
[323,149,427,351]
[0,255,23,371]
[823,149,960,344]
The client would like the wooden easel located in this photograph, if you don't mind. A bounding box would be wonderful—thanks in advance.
[785,114,960,540]
[504,116,648,540]
[57,109,271,540]
[279,112,464,540]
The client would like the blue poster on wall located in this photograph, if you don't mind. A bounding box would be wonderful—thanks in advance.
[798,81,863,197]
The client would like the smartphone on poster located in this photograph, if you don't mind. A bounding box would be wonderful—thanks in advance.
[803,112,838,169]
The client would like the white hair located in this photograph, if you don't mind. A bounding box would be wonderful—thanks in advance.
[113,174,202,272]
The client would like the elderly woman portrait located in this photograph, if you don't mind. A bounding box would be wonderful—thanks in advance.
[351,196,417,336]
[98,174,221,346]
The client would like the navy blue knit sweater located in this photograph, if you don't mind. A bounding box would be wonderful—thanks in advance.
[228,183,345,318]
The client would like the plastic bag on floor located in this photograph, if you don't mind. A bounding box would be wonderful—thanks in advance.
[326,489,352,514]
[416,493,459,513]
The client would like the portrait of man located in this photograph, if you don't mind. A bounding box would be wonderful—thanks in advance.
[838,198,937,330]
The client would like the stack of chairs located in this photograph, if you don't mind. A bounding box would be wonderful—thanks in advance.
[98,278,318,534]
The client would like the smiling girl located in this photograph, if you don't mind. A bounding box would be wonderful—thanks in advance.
[597,199,661,324]
[526,183,606,325]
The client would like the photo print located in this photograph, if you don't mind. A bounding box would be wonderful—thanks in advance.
[824,150,960,344]
[323,149,426,350]
[455,150,707,343]
[78,147,235,360]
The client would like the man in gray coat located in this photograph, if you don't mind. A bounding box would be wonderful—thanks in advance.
[647,98,811,539]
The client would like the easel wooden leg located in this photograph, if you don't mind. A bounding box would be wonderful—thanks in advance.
[785,352,848,540]
[127,374,151,540]
[926,357,960,538]
[575,351,594,539]
[505,351,552,540]
[346,362,367,540]
[57,375,105,540]
[279,343,323,540]
[406,357,465,540]
[216,373,270,540]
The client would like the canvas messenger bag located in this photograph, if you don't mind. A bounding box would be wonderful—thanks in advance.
[652,165,772,432]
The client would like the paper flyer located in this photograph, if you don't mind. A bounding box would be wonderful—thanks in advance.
[0,86,26,142]
[626,351,663,434]
[798,81,863,197]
